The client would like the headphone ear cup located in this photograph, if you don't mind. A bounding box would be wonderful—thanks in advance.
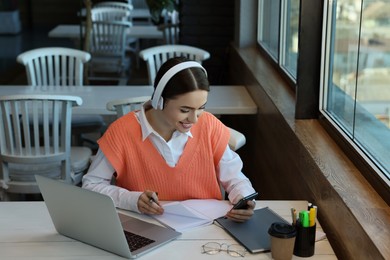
[157,97,164,110]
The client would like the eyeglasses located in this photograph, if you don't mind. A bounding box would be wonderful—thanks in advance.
[201,242,247,257]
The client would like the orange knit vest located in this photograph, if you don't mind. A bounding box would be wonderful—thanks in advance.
[98,111,230,201]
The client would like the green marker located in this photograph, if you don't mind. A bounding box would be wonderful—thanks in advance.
[299,210,310,227]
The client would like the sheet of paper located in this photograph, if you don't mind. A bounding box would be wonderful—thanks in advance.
[162,202,207,219]
[180,199,232,220]
[153,202,211,232]
[315,230,327,241]
[153,200,232,232]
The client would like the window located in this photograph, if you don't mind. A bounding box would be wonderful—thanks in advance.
[321,0,390,182]
[280,0,300,77]
[257,0,280,60]
[257,0,300,80]
[255,0,390,188]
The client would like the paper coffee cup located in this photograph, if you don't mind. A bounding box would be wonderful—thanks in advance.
[268,222,297,260]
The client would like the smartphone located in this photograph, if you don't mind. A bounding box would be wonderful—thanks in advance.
[232,192,258,210]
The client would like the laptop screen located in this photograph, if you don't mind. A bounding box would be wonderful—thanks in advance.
[35,175,181,258]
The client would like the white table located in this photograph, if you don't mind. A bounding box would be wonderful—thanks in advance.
[0,200,336,259]
[0,85,258,115]
[48,24,163,40]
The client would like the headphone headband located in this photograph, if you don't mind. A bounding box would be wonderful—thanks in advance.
[151,61,207,110]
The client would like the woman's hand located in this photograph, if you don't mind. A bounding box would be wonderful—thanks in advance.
[225,198,255,222]
[137,190,164,215]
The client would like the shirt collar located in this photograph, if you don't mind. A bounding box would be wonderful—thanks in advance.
[138,101,193,141]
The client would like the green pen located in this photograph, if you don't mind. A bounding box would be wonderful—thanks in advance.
[299,210,310,227]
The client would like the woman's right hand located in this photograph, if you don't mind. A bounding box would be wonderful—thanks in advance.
[137,190,164,215]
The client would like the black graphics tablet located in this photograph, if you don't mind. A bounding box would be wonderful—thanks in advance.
[215,207,289,253]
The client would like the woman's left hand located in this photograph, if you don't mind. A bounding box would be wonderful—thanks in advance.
[225,200,255,222]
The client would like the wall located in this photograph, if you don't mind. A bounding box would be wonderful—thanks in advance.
[179,0,234,85]
[18,0,80,29]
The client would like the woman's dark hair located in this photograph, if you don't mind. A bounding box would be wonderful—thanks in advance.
[153,57,209,101]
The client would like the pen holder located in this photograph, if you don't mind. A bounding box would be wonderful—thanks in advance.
[293,222,316,257]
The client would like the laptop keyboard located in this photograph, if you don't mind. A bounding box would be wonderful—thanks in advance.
[124,230,155,252]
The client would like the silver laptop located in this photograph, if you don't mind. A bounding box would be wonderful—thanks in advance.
[35,175,181,259]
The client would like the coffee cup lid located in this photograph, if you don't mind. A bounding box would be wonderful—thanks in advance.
[268,222,296,238]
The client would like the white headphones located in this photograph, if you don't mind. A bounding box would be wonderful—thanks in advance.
[151,61,207,110]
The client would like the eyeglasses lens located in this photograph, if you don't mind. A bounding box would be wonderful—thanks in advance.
[227,244,246,257]
[202,242,221,255]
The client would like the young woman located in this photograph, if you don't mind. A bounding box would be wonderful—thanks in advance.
[82,57,256,222]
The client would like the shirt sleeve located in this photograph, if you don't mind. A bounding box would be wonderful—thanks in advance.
[218,145,257,204]
[82,149,142,213]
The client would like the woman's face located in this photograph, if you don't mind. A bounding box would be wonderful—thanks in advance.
[162,90,208,133]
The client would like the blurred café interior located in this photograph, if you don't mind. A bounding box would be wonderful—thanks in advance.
[0,0,389,259]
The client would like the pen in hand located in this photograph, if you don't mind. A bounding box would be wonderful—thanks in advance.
[149,192,159,205]
[144,191,163,215]
[139,191,163,215]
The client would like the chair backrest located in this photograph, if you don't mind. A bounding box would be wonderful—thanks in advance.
[94,1,133,11]
[227,127,246,151]
[16,47,91,86]
[106,96,150,117]
[158,23,180,44]
[90,21,132,58]
[91,7,131,22]
[222,127,246,198]
[139,44,211,85]
[0,94,82,193]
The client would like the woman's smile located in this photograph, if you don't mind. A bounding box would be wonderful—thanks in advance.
[179,121,193,130]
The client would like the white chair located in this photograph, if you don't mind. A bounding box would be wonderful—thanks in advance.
[228,127,246,151]
[158,23,180,44]
[90,5,139,67]
[105,96,150,186]
[220,127,246,199]
[0,95,92,200]
[16,47,106,147]
[106,96,150,117]
[91,7,131,22]
[16,47,91,86]
[89,20,132,84]
[139,44,211,85]
[93,1,133,13]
